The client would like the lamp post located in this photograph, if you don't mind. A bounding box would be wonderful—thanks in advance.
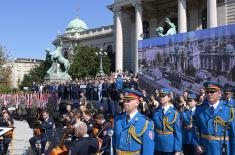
[96,48,107,77]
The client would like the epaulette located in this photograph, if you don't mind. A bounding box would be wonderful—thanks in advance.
[172,107,180,112]
[224,103,234,108]
[154,106,161,112]
[143,115,152,121]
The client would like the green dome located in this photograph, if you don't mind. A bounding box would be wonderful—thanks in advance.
[66,17,88,33]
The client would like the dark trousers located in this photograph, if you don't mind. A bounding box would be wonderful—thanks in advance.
[154,150,174,155]
[183,144,195,155]
[29,134,47,154]
[0,138,11,154]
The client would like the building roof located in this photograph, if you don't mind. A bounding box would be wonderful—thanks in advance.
[65,17,88,33]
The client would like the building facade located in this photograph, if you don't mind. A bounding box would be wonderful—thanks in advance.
[108,0,235,72]
[53,0,235,74]
[8,58,43,88]
[53,17,114,62]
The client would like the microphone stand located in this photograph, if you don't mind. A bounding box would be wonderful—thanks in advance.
[222,123,229,155]
[108,129,114,155]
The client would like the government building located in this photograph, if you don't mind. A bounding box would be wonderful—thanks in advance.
[55,0,235,73]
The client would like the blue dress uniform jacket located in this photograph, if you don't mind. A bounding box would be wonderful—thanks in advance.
[224,98,235,107]
[192,100,235,155]
[152,106,182,152]
[114,112,155,155]
[182,109,195,144]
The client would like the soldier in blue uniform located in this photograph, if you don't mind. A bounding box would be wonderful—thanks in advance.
[193,81,235,155]
[114,88,155,155]
[223,83,234,107]
[182,93,198,155]
[152,88,182,155]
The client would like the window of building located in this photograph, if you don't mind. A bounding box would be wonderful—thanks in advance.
[202,8,207,29]
[143,20,150,39]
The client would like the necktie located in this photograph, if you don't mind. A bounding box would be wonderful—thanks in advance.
[162,108,165,116]
[210,106,215,114]
[190,110,192,115]
[126,114,130,123]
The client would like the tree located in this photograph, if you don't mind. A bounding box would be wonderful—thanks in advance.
[0,45,12,91]
[20,52,52,88]
[69,46,111,79]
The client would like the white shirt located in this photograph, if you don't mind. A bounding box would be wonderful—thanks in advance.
[162,104,171,114]
[190,107,196,112]
[209,100,220,110]
[128,110,138,122]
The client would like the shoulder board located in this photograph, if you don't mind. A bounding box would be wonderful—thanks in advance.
[143,115,152,121]
[172,107,180,112]
[115,112,125,118]
[223,103,234,108]
[138,113,151,121]
[183,109,190,112]
[154,107,161,112]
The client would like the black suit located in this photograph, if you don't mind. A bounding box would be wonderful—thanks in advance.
[68,137,99,155]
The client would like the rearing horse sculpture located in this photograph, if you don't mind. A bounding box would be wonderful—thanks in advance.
[46,45,70,77]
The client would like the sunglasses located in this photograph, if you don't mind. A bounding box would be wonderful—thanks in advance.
[206,90,217,94]
[187,99,193,102]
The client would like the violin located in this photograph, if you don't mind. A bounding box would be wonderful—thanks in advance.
[92,123,112,155]
[4,130,13,138]
[3,124,14,138]
[48,131,69,155]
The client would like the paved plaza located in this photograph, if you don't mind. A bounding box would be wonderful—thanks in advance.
[10,120,32,155]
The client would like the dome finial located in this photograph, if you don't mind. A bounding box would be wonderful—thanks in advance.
[76,6,80,17]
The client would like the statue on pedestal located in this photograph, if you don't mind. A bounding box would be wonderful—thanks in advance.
[156,18,177,37]
[44,42,72,81]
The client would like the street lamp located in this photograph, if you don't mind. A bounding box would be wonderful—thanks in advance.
[96,48,107,77]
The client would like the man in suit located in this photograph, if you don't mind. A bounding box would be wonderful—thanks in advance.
[67,121,99,155]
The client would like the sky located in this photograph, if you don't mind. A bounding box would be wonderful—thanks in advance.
[0,0,113,60]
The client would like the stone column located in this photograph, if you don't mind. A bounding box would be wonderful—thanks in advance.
[114,7,123,72]
[207,0,217,28]
[134,2,143,73]
[178,0,187,33]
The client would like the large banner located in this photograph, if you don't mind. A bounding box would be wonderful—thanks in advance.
[138,24,235,94]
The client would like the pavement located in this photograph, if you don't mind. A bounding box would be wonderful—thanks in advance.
[10,119,33,155]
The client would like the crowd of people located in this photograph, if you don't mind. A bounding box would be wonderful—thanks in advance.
[0,71,235,155]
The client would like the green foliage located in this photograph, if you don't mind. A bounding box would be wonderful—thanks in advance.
[20,52,52,89]
[0,45,11,91]
[69,46,111,79]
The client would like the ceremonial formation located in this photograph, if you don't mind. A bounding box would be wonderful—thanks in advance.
[0,71,234,155]
[1,0,235,155]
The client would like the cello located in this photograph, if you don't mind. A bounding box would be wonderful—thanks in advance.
[48,131,69,155]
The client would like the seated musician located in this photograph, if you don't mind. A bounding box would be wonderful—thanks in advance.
[67,121,99,155]
[93,113,111,155]
[82,110,94,136]
[0,111,14,154]
[29,110,54,155]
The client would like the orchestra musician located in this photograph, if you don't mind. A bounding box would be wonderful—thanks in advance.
[29,110,54,155]
[82,110,94,136]
[93,113,111,155]
[66,121,99,155]
[0,111,14,155]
